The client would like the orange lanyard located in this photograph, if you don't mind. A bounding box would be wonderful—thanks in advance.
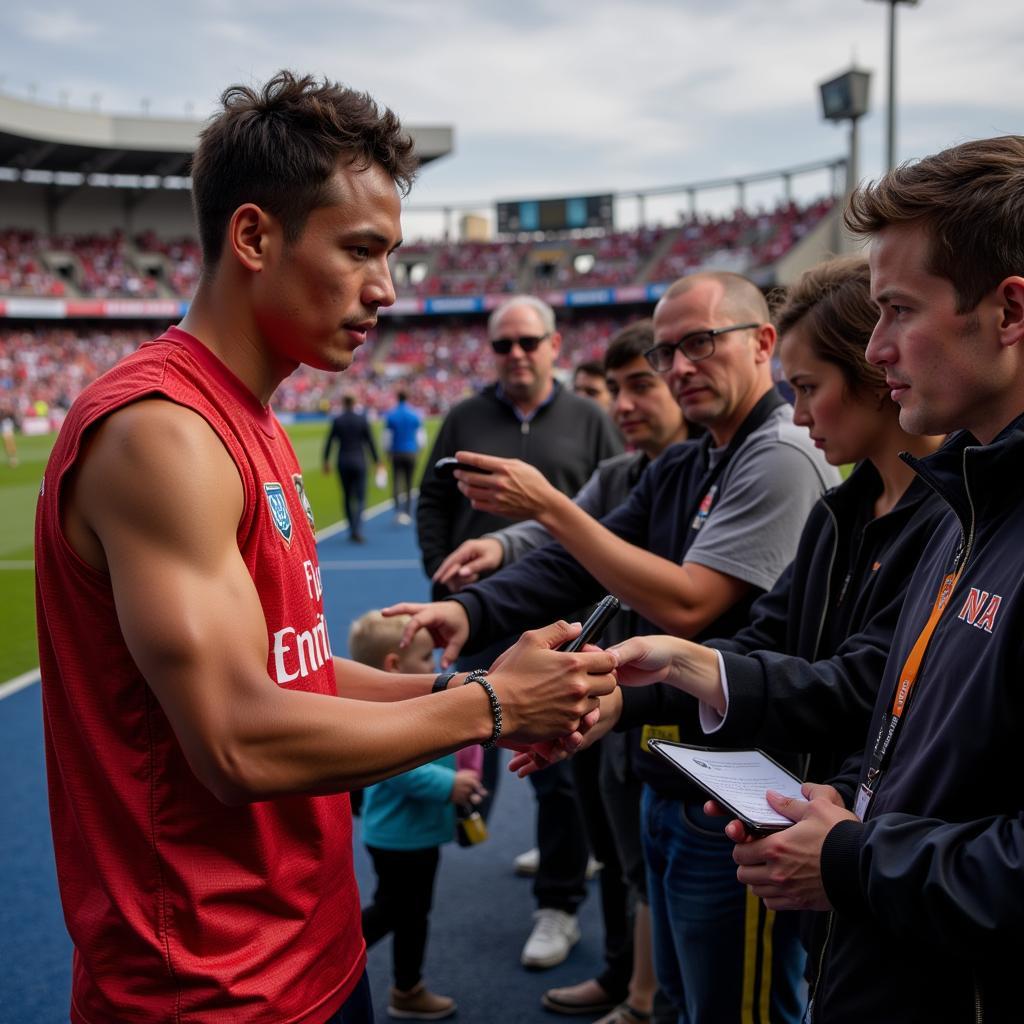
[859,565,964,814]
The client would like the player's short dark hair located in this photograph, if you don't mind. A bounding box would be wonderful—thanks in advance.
[773,257,886,398]
[604,320,655,371]
[191,70,417,267]
[845,135,1024,314]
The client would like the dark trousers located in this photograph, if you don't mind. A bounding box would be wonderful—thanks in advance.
[338,462,367,539]
[324,971,375,1023]
[391,452,416,515]
[531,758,589,916]
[572,740,634,1000]
[362,845,441,992]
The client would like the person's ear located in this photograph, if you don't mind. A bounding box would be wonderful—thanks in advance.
[383,652,400,672]
[753,323,777,363]
[997,277,1024,350]
[227,203,279,273]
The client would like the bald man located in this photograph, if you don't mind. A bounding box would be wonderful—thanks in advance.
[389,271,839,1023]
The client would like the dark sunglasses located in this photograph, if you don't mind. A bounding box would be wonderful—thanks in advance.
[644,322,759,373]
[490,333,549,355]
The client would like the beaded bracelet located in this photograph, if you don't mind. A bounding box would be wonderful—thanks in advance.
[464,668,502,749]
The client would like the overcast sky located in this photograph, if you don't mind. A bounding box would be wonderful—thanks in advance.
[1,0,1019,237]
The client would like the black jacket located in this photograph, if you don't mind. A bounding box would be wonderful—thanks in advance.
[322,410,378,469]
[416,382,622,588]
[618,458,950,783]
[812,419,1024,1023]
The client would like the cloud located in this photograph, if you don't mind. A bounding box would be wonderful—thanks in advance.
[0,0,1021,222]
[20,9,100,44]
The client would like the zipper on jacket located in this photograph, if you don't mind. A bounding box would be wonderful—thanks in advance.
[811,505,840,662]
[805,910,834,1022]
[973,971,984,1024]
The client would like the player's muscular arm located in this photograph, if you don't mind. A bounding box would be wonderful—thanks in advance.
[531,491,748,638]
[69,400,616,804]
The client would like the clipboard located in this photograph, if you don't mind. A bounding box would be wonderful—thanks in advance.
[646,739,804,834]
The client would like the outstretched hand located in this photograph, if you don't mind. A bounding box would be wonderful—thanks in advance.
[432,537,504,592]
[452,450,563,522]
[381,600,470,667]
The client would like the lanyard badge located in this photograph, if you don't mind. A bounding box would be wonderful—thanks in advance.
[856,567,963,820]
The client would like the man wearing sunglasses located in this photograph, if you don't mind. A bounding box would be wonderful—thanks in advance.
[392,271,838,1023]
[417,294,622,600]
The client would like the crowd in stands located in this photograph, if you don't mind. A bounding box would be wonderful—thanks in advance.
[0,315,628,422]
[647,198,835,282]
[0,196,834,304]
[0,230,66,297]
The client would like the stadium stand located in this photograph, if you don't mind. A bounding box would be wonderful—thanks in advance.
[0,91,844,429]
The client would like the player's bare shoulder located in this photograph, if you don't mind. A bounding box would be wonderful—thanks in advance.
[65,398,244,571]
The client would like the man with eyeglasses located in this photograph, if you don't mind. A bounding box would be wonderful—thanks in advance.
[416,294,622,971]
[394,272,838,1022]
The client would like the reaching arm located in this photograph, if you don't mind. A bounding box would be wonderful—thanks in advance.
[457,451,748,637]
[69,399,618,805]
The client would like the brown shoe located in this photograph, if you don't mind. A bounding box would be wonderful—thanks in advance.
[388,982,456,1020]
[541,978,617,1015]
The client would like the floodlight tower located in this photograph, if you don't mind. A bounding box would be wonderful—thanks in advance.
[819,67,872,196]
[868,0,920,170]
[819,67,872,253]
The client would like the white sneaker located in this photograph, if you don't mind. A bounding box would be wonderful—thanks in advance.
[585,855,603,881]
[521,908,581,969]
[396,512,412,525]
[513,847,540,876]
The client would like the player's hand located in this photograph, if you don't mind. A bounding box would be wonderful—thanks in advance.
[451,769,486,806]
[381,601,470,667]
[433,537,504,592]
[453,450,561,521]
[489,620,618,744]
[730,788,858,911]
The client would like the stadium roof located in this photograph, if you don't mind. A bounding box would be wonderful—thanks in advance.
[0,93,453,183]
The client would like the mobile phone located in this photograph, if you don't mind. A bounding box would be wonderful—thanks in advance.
[434,456,493,479]
[646,740,802,836]
[558,595,620,652]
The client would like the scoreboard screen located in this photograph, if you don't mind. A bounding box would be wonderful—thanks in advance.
[497,194,614,234]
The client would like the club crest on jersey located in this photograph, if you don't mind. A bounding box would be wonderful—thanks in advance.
[264,482,293,545]
[292,473,315,533]
[691,484,718,531]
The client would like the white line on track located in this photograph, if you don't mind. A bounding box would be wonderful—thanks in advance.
[0,561,34,570]
[0,668,41,701]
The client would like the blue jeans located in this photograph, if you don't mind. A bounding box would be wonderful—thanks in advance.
[325,971,375,1023]
[642,788,806,1024]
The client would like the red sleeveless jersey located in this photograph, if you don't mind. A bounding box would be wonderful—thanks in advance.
[35,327,364,1023]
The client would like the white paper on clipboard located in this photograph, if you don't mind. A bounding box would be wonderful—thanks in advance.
[648,742,804,829]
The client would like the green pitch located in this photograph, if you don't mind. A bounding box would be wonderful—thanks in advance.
[0,419,437,685]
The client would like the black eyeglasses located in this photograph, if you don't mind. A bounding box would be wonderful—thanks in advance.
[491,333,549,355]
[644,322,759,373]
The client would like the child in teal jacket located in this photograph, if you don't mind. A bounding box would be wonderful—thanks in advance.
[349,611,484,1021]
